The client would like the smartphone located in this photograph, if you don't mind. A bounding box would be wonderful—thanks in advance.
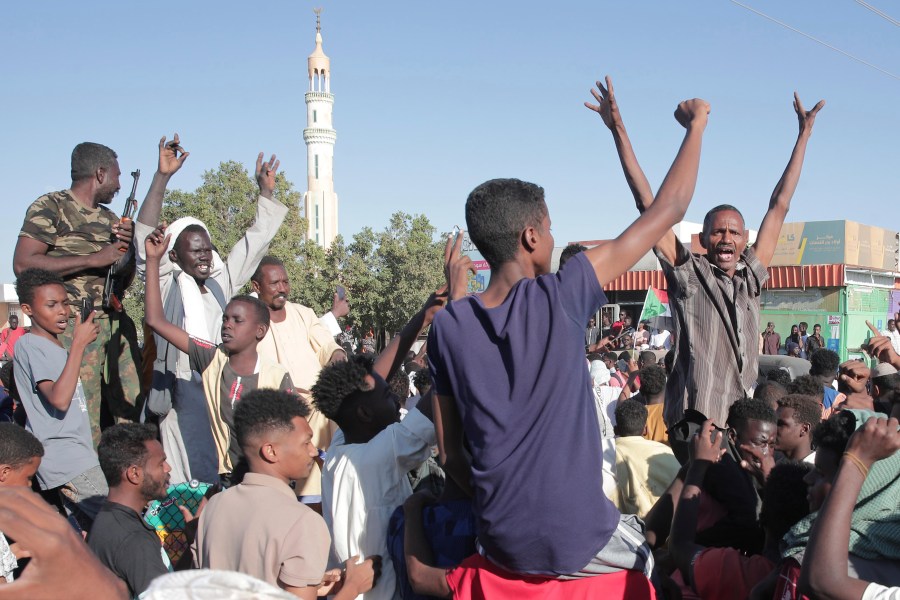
[451,225,461,247]
[336,285,346,301]
[81,298,94,323]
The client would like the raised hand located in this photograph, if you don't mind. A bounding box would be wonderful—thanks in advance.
[443,229,475,301]
[74,310,100,347]
[793,93,825,137]
[845,416,900,468]
[255,153,280,199]
[839,360,870,395]
[144,232,171,262]
[690,419,727,464]
[584,76,623,131]
[158,133,189,176]
[0,487,128,599]
[331,291,350,319]
[423,286,449,325]
[864,320,900,368]
[674,99,711,130]
[739,443,775,485]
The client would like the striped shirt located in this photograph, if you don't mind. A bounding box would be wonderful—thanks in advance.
[657,243,769,427]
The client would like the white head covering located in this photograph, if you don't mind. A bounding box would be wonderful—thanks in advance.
[144,569,294,599]
[164,218,227,375]
[590,360,611,387]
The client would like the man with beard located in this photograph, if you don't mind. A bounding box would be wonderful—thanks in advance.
[250,255,346,510]
[589,76,825,428]
[88,423,176,598]
[14,142,142,446]
[134,137,288,484]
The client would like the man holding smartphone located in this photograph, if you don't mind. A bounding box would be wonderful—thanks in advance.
[251,255,347,511]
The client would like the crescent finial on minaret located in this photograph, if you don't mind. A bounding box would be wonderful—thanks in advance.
[314,7,322,32]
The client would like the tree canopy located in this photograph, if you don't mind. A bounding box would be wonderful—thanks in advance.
[125,161,444,348]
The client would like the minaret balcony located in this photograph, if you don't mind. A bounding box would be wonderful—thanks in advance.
[303,128,337,144]
[305,91,334,103]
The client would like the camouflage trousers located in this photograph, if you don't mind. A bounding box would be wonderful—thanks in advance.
[61,311,144,448]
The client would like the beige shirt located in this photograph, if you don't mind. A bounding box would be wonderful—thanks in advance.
[256,302,342,498]
[193,473,330,588]
[611,436,681,519]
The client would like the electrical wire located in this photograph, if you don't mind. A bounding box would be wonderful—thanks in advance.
[854,0,900,27]
[728,0,900,82]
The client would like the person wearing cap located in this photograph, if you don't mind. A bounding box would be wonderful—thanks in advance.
[870,362,900,415]
[133,136,288,485]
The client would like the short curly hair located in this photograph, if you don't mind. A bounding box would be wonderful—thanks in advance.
[754,381,787,409]
[766,368,792,387]
[812,411,856,455]
[787,375,823,399]
[465,178,547,269]
[559,244,587,269]
[413,369,432,395]
[312,354,371,424]
[638,364,666,396]
[809,349,840,378]
[98,423,158,487]
[0,423,43,468]
[727,397,776,429]
[15,268,65,307]
[776,394,821,428]
[233,389,310,450]
[759,461,811,538]
[615,399,648,437]
[389,368,410,400]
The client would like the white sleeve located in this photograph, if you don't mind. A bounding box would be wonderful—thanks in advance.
[862,583,900,600]
[221,195,289,296]
[371,408,436,472]
[318,311,341,337]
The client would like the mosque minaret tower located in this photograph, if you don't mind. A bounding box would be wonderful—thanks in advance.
[303,8,338,247]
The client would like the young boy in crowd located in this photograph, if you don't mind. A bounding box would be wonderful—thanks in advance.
[144,233,291,485]
[194,389,379,599]
[0,423,43,583]
[12,268,107,531]
[427,87,709,583]
[312,288,446,600]
[774,394,820,464]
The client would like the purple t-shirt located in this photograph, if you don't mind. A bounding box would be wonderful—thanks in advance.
[428,252,619,575]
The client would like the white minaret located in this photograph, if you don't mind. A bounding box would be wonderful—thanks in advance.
[303,8,338,247]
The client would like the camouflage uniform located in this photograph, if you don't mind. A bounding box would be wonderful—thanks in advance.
[19,190,143,447]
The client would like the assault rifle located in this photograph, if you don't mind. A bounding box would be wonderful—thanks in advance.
[102,169,140,312]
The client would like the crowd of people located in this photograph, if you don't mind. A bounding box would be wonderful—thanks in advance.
[0,76,898,600]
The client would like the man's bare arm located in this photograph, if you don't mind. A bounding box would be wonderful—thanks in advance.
[585,76,679,264]
[13,236,128,277]
[135,134,188,227]
[753,93,825,267]
[799,417,900,600]
[404,493,452,598]
[585,97,709,286]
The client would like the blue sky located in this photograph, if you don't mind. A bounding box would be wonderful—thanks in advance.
[2,1,898,283]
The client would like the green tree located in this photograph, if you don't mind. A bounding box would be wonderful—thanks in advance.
[123,161,445,351]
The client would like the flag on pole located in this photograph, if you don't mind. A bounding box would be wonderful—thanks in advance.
[639,286,668,322]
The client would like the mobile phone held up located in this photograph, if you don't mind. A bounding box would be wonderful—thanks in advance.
[336,285,346,301]
[81,298,94,323]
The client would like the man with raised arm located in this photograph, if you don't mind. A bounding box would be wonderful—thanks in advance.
[428,81,708,585]
[589,76,825,429]
[133,136,289,484]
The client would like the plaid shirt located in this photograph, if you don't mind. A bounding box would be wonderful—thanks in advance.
[657,242,769,427]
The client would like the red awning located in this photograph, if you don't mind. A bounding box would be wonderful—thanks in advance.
[603,264,847,291]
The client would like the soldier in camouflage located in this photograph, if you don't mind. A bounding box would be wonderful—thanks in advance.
[14,142,142,447]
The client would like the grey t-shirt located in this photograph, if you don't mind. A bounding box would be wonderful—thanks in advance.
[13,334,98,489]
